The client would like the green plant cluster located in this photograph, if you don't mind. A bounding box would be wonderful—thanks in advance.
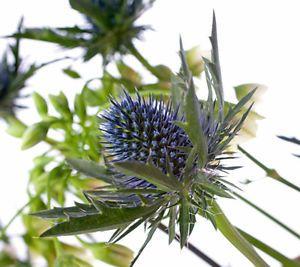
[0,1,299,267]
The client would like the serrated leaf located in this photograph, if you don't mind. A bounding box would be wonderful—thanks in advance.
[40,202,162,237]
[114,160,182,192]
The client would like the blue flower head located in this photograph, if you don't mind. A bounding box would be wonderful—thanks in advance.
[100,91,221,188]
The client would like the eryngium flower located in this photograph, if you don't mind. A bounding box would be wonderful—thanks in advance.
[16,0,154,64]
[100,91,219,188]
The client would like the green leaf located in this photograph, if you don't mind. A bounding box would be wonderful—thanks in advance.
[74,94,86,121]
[114,160,182,192]
[183,82,208,167]
[237,228,300,267]
[40,202,162,237]
[5,116,27,138]
[178,39,208,167]
[199,183,233,199]
[80,240,134,267]
[209,11,224,112]
[117,62,142,85]
[209,201,268,267]
[168,205,177,244]
[55,254,92,267]
[66,158,113,184]
[49,92,72,120]
[63,68,81,79]
[13,28,81,48]
[21,122,49,150]
[224,89,257,123]
[179,197,190,248]
[32,92,48,117]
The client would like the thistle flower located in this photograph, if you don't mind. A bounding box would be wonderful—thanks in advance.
[15,0,154,63]
[33,15,262,267]
[100,91,223,189]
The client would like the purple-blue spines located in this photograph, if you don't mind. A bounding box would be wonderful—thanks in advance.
[100,92,191,188]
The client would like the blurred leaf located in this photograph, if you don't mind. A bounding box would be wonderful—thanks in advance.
[186,46,210,77]
[13,28,81,48]
[21,122,49,150]
[74,94,86,121]
[33,92,48,117]
[49,92,72,120]
[55,254,92,267]
[63,68,81,79]
[117,62,142,86]
[153,65,173,81]
[5,116,27,137]
[80,240,134,267]
[234,83,266,109]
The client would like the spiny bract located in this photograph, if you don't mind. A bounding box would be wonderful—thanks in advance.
[100,91,220,188]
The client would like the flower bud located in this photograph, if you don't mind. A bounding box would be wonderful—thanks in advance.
[21,122,49,150]
[32,92,48,117]
[186,46,210,77]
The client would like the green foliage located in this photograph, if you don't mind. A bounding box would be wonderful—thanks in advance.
[2,6,297,267]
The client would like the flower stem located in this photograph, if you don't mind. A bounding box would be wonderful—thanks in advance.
[127,44,162,80]
[238,145,300,192]
[233,192,300,239]
[209,201,269,267]
[237,227,300,267]
[157,223,221,267]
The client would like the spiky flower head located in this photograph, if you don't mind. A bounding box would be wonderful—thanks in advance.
[35,16,257,266]
[100,91,223,189]
[16,0,154,64]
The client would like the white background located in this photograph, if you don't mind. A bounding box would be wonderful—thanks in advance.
[1,1,300,266]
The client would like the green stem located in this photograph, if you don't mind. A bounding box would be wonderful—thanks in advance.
[233,192,300,239]
[209,201,269,267]
[238,145,300,193]
[237,228,300,267]
[127,44,162,80]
